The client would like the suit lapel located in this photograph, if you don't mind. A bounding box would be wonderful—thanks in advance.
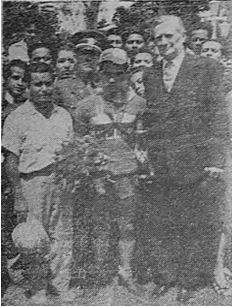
[160,55,194,120]
[145,55,194,113]
[169,54,193,95]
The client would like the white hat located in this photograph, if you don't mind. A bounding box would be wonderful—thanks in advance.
[8,40,29,63]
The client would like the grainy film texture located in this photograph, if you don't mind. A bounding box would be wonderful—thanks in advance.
[1,0,231,305]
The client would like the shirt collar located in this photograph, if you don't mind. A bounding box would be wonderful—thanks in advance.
[4,91,14,105]
[127,87,137,101]
[163,50,185,69]
[26,100,59,116]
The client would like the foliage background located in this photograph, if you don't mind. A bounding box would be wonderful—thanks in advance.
[2,0,218,45]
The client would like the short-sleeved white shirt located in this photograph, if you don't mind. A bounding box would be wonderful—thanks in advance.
[2,100,74,173]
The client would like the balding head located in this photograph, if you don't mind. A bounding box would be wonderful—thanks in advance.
[153,15,186,61]
[154,15,186,37]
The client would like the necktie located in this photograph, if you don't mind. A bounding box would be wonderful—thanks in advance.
[163,60,175,91]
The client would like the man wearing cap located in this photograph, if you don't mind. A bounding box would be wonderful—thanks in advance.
[136,15,230,302]
[72,31,106,92]
[74,48,146,292]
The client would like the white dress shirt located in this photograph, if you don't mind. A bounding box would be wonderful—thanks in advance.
[163,50,185,92]
[2,100,74,173]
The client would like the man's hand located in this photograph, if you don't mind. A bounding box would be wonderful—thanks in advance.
[204,167,224,180]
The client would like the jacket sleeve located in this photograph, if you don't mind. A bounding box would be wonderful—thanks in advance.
[206,60,231,170]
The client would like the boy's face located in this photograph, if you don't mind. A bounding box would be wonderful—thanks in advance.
[8,66,27,97]
[190,29,208,55]
[130,71,145,97]
[201,41,222,61]
[125,34,145,52]
[100,62,129,95]
[133,52,153,68]
[107,35,123,49]
[31,47,52,65]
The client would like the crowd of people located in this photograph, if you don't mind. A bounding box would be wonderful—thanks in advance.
[2,11,231,305]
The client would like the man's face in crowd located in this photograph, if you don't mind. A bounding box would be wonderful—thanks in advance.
[76,49,99,74]
[201,41,222,61]
[107,34,123,49]
[154,22,185,61]
[133,52,153,68]
[31,47,52,65]
[190,29,208,55]
[56,50,77,79]
[30,72,54,107]
[130,71,145,97]
[8,66,27,98]
[125,34,145,52]
[101,62,129,96]
[24,24,37,40]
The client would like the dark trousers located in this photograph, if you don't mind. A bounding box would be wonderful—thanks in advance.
[134,177,223,290]
[1,175,18,297]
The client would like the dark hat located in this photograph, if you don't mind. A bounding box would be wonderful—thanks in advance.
[71,30,106,53]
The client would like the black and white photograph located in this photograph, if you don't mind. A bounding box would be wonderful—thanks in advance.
[1,0,232,305]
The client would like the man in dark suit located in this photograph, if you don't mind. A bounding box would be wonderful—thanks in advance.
[136,15,230,302]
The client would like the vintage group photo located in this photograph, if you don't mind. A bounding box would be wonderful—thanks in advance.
[1,0,232,305]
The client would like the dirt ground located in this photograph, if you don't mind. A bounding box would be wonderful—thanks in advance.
[2,279,232,306]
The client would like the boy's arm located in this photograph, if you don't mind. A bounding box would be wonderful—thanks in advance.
[4,151,28,222]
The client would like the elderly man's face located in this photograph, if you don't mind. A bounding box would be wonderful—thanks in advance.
[201,41,222,61]
[154,22,185,61]
[190,29,208,55]
[125,34,145,52]
[133,52,153,68]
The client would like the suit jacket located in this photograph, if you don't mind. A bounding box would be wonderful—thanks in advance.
[143,54,230,186]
